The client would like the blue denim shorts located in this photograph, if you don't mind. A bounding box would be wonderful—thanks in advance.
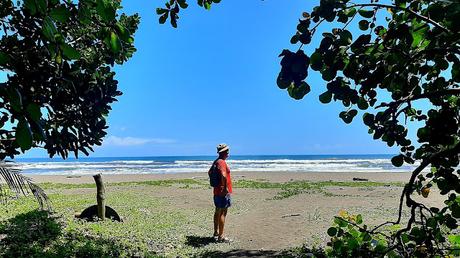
[214,194,231,208]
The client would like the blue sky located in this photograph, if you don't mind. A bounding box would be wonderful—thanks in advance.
[14,0,410,157]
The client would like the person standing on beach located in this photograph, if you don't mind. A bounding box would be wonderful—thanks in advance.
[211,143,232,242]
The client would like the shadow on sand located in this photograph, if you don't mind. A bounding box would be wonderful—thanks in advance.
[196,249,298,257]
[185,235,302,257]
[185,235,217,247]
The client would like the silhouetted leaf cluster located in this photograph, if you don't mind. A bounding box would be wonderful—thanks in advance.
[278,0,460,256]
[0,0,139,159]
[157,0,221,28]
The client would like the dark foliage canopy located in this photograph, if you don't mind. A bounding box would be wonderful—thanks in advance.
[0,0,139,160]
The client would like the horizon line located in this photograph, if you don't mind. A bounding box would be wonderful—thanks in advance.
[14,153,397,160]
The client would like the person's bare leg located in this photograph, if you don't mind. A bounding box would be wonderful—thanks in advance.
[218,208,228,239]
[213,208,221,237]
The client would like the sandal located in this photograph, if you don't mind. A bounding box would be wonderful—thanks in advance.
[217,236,232,243]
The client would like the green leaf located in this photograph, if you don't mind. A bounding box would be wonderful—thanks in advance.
[347,238,359,249]
[339,109,357,124]
[170,15,177,28]
[452,62,460,82]
[297,21,309,34]
[310,52,323,71]
[349,109,358,117]
[362,232,372,242]
[356,214,363,224]
[337,12,348,23]
[24,0,37,15]
[16,119,33,152]
[177,0,188,8]
[327,227,337,236]
[0,52,10,66]
[97,0,116,22]
[35,0,47,14]
[321,67,336,81]
[357,97,368,110]
[290,35,299,44]
[277,76,291,89]
[156,8,168,15]
[339,30,353,45]
[344,8,357,17]
[426,217,437,228]
[359,20,369,30]
[391,155,404,167]
[26,103,41,122]
[60,43,81,60]
[448,234,460,245]
[452,203,460,218]
[333,239,344,250]
[411,25,429,48]
[116,23,131,42]
[159,13,168,24]
[334,217,348,227]
[287,82,311,100]
[7,88,22,112]
[417,127,430,141]
[42,16,58,42]
[50,6,70,23]
[319,91,332,104]
[358,9,374,18]
[109,32,122,53]
[23,0,47,15]
[363,113,374,126]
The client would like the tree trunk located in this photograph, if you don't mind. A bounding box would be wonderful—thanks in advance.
[93,174,105,220]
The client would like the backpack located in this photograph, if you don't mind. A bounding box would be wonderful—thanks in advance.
[208,159,222,187]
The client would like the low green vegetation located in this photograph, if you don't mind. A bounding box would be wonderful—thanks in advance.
[0,186,212,257]
[40,178,206,190]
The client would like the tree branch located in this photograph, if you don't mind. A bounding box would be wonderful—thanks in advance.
[346,3,451,33]
[370,186,406,233]
[334,216,391,238]
[376,88,460,109]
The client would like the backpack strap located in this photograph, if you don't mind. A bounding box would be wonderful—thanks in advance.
[209,158,220,173]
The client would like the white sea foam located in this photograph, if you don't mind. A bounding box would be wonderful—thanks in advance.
[15,156,420,175]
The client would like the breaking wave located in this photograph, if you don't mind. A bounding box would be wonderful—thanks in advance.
[14,155,417,175]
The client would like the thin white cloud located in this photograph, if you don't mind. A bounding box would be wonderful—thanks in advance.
[104,136,175,146]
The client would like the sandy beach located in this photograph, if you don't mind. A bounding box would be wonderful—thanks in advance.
[29,171,412,184]
[24,171,444,255]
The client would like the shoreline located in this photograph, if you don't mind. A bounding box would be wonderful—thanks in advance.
[28,171,412,184]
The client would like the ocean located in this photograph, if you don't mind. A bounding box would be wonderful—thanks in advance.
[13,155,417,175]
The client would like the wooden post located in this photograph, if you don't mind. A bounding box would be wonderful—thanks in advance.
[93,174,105,220]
